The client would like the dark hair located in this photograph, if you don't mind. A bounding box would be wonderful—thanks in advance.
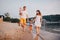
[36,10,41,16]
[23,6,26,8]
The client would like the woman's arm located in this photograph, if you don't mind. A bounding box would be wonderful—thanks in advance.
[33,16,36,23]
[34,16,36,21]
[40,15,42,24]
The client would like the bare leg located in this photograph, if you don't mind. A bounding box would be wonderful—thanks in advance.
[34,26,40,40]
[18,22,20,26]
[38,27,40,35]
[29,25,32,32]
[23,24,26,32]
[36,27,38,35]
[36,27,40,36]
[34,35,39,40]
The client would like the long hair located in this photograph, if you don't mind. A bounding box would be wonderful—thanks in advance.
[36,10,41,16]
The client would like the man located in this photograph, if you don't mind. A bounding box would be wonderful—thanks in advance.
[19,6,28,31]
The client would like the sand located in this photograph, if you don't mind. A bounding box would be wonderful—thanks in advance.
[0,22,60,40]
[0,22,33,40]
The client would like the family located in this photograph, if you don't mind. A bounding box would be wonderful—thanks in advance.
[19,6,42,36]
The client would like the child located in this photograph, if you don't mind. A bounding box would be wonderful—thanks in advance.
[35,10,42,35]
[29,19,33,32]
[19,8,22,16]
[18,7,22,26]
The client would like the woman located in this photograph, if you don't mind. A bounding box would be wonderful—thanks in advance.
[35,10,42,35]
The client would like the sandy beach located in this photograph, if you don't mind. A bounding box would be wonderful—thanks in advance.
[0,22,33,40]
[0,22,60,40]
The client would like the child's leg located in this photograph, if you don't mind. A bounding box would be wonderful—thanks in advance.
[18,19,20,26]
[19,22,21,26]
[18,22,20,26]
[29,25,32,32]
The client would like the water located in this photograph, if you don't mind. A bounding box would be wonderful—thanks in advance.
[27,22,60,40]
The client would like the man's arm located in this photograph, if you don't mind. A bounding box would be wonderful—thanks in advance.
[26,14,28,18]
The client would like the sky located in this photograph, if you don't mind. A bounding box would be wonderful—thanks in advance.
[0,0,60,18]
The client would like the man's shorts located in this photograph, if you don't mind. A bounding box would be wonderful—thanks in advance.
[20,18,26,25]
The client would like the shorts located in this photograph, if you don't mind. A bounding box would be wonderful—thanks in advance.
[20,18,26,25]
[35,22,41,27]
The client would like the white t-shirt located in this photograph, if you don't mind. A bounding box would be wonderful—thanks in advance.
[20,10,28,18]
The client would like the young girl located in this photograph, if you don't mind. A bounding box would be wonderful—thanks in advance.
[29,19,33,32]
[35,10,42,35]
[18,7,22,26]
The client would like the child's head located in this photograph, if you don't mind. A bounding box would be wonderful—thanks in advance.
[30,19,33,24]
[23,6,26,10]
[36,10,41,16]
